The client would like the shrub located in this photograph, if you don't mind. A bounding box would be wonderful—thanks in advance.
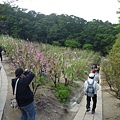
[102,33,120,98]
[55,84,71,103]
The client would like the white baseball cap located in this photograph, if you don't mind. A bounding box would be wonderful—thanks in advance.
[89,73,95,78]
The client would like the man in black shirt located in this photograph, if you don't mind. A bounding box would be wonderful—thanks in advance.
[12,68,36,120]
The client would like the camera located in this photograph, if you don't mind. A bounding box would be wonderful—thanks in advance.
[23,70,30,76]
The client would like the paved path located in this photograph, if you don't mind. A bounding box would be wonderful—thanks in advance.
[71,74,102,120]
[0,61,8,120]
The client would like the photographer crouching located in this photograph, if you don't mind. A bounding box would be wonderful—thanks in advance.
[11,68,36,120]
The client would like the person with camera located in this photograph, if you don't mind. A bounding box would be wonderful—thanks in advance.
[11,68,36,120]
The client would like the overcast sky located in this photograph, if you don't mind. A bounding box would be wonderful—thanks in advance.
[0,0,120,24]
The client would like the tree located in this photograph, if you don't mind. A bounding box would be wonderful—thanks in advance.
[65,39,81,48]
[105,33,120,97]
[52,41,61,46]
[83,43,93,50]
[0,3,120,55]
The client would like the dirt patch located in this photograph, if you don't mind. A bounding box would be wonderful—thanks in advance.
[101,74,120,120]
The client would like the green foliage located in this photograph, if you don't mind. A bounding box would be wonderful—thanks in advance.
[70,82,80,88]
[55,84,71,103]
[117,0,120,23]
[117,103,120,107]
[32,76,47,95]
[65,39,81,48]
[52,41,61,46]
[113,33,120,48]
[83,43,93,50]
[0,3,119,55]
[102,33,120,98]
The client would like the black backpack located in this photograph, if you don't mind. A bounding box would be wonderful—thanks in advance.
[86,80,95,97]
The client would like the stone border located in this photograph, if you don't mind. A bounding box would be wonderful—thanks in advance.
[0,62,8,120]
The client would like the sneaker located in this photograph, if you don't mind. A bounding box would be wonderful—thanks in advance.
[86,108,90,112]
[92,110,95,114]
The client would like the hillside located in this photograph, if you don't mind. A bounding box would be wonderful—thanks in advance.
[0,3,120,55]
[2,55,120,120]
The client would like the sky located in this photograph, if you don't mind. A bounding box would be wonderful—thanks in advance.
[0,0,120,24]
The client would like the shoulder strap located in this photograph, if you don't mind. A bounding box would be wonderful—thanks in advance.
[87,80,94,85]
[92,80,94,85]
[13,78,19,98]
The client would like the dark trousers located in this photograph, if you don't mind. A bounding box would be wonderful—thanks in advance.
[0,52,2,61]
[97,69,100,74]
[86,94,97,111]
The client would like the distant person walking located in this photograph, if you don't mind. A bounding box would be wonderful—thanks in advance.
[0,46,3,61]
[84,73,99,114]
[96,64,100,74]
[11,68,36,120]
[91,69,100,84]
[91,64,97,70]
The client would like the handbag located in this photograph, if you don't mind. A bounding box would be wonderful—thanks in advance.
[11,78,19,108]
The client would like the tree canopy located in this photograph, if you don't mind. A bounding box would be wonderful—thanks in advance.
[0,3,120,56]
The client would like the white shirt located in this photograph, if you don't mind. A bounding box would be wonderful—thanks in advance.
[94,72,100,83]
[84,78,99,94]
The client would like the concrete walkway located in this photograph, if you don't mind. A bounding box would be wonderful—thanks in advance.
[0,61,8,120]
[71,74,102,120]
